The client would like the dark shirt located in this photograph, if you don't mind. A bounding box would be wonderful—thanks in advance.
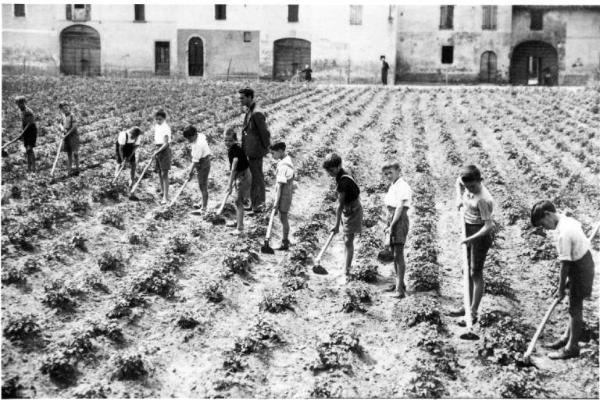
[21,107,35,128]
[381,61,390,72]
[228,143,250,172]
[302,68,312,81]
[336,168,360,204]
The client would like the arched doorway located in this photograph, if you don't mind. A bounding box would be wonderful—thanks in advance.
[60,25,100,76]
[480,51,497,83]
[188,37,204,77]
[273,38,311,81]
[510,41,558,85]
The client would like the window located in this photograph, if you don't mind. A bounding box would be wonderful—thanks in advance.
[66,4,91,21]
[441,46,454,64]
[215,4,226,20]
[243,31,251,43]
[155,41,170,75]
[349,5,362,25]
[14,4,25,17]
[439,5,454,29]
[530,10,543,30]
[288,5,299,22]
[482,6,497,30]
[134,4,145,21]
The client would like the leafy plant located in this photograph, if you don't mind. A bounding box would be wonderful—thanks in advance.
[204,280,225,303]
[348,262,378,283]
[40,351,78,386]
[1,266,26,285]
[166,233,191,254]
[128,232,148,246]
[342,283,372,313]
[97,251,124,271]
[110,353,148,381]
[395,297,443,329]
[3,313,41,342]
[259,289,296,313]
[98,207,124,229]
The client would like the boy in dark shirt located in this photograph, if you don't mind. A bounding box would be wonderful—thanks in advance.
[322,153,363,277]
[225,127,252,235]
[15,96,37,173]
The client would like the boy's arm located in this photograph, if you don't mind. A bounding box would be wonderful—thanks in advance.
[118,144,125,164]
[189,162,198,179]
[390,202,408,228]
[332,192,345,233]
[462,219,494,244]
[227,158,238,193]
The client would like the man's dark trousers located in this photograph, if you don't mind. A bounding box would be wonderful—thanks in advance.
[248,157,265,209]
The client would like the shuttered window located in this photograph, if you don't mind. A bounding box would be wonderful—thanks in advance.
[215,4,226,20]
[134,4,145,21]
[440,5,454,29]
[530,10,543,30]
[14,4,25,17]
[482,6,497,30]
[67,4,91,21]
[349,5,362,25]
[243,32,251,42]
[288,5,299,22]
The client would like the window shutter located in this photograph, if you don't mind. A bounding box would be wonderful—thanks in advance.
[66,4,72,20]
[85,4,91,21]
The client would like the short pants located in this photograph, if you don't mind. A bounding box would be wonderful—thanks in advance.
[278,182,293,213]
[387,206,409,245]
[195,156,211,190]
[115,142,136,164]
[155,145,172,172]
[234,168,252,207]
[465,223,493,273]
[342,198,363,235]
[567,251,595,315]
[61,130,80,153]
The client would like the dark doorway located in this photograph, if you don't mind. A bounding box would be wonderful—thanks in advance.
[60,25,101,76]
[155,41,170,76]
[273,38,311,81]
[480,51,497,83]
[188,37,204,77]
[510,41,558,85]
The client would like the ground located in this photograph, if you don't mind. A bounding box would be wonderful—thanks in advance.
[1,76,599,398]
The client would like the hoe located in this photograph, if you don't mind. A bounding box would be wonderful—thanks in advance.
[312,232,336,275]
[1,124,29,158]
[459,210,479,341]
[260,187,280,254]
[129,154,155,201]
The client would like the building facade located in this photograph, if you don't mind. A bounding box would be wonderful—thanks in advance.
[2,4,599,85]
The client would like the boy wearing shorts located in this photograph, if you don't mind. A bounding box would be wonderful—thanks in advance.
[451,165,495,326]
[382,162,412,298]
[153,109,171,205]
[270,141,295,251]
[183,125,212,211]
[115,126,143,188]
[225,128,252,235]
[530,200,595,359]
[15,96,37,173]
[323,153,363,276]
[58,102,80,176]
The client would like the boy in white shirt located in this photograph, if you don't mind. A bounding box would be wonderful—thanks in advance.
[183,125,212,211]
[115,126,143,188]
[531,200,595,360]
[382,162,412,298]
[153,109,172,204]
[270,142,294,251]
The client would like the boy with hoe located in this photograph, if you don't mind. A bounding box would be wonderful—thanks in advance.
[115,126,143,189]
[153,109,171,205]
[15,96,37,173]
[183,125,212,211]
[58,102,80,176]
[530,200,595,359]
[225,127,252,235]
[270,141,295,251]
[451,165,495,327]
[382,162,412,298]
[322,153,363,277]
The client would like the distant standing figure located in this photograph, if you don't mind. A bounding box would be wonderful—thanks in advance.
[15,96,37,173]
[153,109,172,205]
[302,64,313,82]
[239,87,271,214]
[58,102,80,176]
[380,55,390,85]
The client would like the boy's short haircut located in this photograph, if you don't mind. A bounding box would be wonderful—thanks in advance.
[270,142,286,152]
[225,127,237,141]
[382,162,401,172]
[155,109,167,119]
[460,164,482,183]
[238,88,254,98]
[380,55,386,60]
[322,153,342,170]
[182,125,198,139]
[130,127,143,137]
[15,96,26,104]
[530,200,556,227]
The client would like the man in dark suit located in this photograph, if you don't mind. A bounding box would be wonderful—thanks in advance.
[380,55,390,85]
[239,87,271,213]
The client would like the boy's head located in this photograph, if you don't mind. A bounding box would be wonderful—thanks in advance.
[270,142,286,160]
[15,96,26,109]
[323,153,342,177]
[460,164,482,194]
[382,162,401,183]
[58,102,70,113]
[155,109,167,124]
[182,125,198,143]
[380,55,386,61]
[238,88,254,108]
[130,126,143,139]
[530,200,559,230]
[224,127,237,148]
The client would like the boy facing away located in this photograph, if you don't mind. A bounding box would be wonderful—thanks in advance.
[225,127,252,235]
[15,96,37,173]
[183,125,212,211]
[382,162,412,299]
[270,141,295,251]
[153,109,172,205]
[531,201,595,360]
[58,102,80,176]
[115,126,143,188]
[322,153,363,277]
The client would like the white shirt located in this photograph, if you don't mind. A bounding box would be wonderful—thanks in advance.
[191,133,212,162]
[384,177,412,208]
[276,155,294,184]
[117,130,141,146]
[154,123,172,145]
[555,214,590,262]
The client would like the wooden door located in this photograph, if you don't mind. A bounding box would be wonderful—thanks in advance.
[273,38,311,81]
[480,51,497,83]
[60,25,101,76]
[188,37,204,76]
[155,41,170,76]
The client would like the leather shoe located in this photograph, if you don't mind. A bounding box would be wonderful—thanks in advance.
[544,338,568,350]
[548,347,580,360]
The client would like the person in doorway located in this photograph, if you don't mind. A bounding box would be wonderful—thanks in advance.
[15,96,37,173]
[115,126,143,189]
[323,153,363,278]
[380,55,390,85]
[153,109,172,205]
[530,201,595,360]
[450,165,495,326]
[302,64,313,83]
[543,67,553,86]
[270,141,295,251]
[183,125,212,211]
[239,87,271,214]
[58,102,80,176]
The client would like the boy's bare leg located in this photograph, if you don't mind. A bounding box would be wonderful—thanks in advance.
[471,270,484,317]
[566,306,583,351]
[162,171,169,202]
[344,233,355,275]
[280,211,290,242]
[198,175,208,209]
[236,205,244,231]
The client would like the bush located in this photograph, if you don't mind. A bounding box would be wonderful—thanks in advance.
[259,289,296,313]
[97,251,124,271]
[110,353,148,381]
[133,268,178,298]
[222,252,255,276]
[42,280,79,311]
[99,208,124,229]
[90,321,125,343]
[497,368,545,398]
[282,276,308,291]
[166,233,191,254]
[348,262,378,283]
[478,318,530,365]
[40,351,77,386]
[310,329,362,372]
[342,283,372,313]
[3,313,41,342]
